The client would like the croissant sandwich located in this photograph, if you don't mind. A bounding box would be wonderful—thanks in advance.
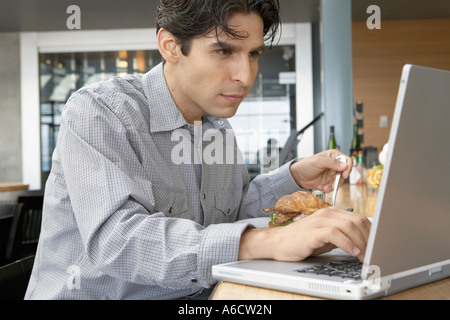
[264,191,331,227]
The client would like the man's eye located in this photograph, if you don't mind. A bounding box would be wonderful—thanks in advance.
[217,49,232,55]
[249,51,261,59]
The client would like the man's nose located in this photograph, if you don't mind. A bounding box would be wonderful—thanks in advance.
[231,55,256,88]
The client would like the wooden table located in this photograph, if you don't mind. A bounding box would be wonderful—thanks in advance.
[211,183,450,300]
[323,183,378,218]
[0,182,29,202]
[0,182,29,192]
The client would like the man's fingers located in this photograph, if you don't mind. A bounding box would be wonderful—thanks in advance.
[332,209,371,242]
[314,227,362,259]
[312,208,371,261]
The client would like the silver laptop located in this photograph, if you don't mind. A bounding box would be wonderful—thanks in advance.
[212,64,450,300]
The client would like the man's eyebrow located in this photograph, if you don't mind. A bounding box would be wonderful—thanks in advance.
[209,41,266,52]
[252,44,266,53]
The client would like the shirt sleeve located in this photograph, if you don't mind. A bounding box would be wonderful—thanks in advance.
[59,89,249,290]
[236,159,304,220]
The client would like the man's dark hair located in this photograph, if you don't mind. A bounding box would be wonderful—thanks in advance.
[156,0,281,56]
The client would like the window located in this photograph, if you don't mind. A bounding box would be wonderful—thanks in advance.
[39,50,162,184]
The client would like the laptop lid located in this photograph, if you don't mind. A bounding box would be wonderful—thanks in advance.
[362,64,450,279]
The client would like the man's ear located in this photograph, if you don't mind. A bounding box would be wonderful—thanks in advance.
[157,29,180,64]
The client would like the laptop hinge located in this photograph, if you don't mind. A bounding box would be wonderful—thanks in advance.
[363,276,392,293]
[361,265,392,292]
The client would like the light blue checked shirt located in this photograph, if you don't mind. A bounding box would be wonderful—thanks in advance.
[25,63,301,299]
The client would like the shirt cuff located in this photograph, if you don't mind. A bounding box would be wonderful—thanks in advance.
[196,221,250,287]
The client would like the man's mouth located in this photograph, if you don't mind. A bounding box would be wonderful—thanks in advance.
[221,94,244,104]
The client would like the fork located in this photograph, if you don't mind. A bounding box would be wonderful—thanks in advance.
[331,155,347,206]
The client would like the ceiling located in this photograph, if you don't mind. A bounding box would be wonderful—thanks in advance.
[0,0,449,33]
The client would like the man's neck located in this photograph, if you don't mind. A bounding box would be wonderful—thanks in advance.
[163,63,204,124]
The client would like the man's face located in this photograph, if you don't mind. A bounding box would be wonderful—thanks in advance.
[169,11,265,123]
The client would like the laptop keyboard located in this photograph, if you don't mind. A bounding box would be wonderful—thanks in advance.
[296,259,363,280]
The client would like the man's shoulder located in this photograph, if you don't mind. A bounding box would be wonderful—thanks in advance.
[72,74,145,100]
[66,74,149,115]
[64,74,151,128]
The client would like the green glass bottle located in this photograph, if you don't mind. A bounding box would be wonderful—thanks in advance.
[328,126,336,150]
[350,123,361,156]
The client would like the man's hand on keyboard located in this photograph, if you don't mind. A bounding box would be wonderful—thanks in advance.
[274,207,371,262]
[239,207,371,262]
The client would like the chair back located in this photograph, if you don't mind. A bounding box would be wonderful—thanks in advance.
[0,203,23,266]
[0,255,35,300]
[6,195,43,262]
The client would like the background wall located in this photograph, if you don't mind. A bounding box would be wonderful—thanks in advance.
[352,18,450,154]
[0,33,22,182]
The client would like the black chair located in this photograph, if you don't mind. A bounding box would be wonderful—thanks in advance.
[0,255,35,300]
[6,195,43,262]
[0,203,23,266]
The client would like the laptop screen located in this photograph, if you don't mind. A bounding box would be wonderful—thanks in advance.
[363,64,450,278]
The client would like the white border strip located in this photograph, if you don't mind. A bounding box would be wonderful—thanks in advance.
[37,28,157,53]
[20,32,41,190]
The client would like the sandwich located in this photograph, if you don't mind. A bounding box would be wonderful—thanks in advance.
[264,191,331,227]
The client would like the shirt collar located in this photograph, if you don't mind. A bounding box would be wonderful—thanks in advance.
[142,63,229,133]
[142,63,187,133]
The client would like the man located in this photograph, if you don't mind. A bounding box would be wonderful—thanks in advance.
[26,0,370,299]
